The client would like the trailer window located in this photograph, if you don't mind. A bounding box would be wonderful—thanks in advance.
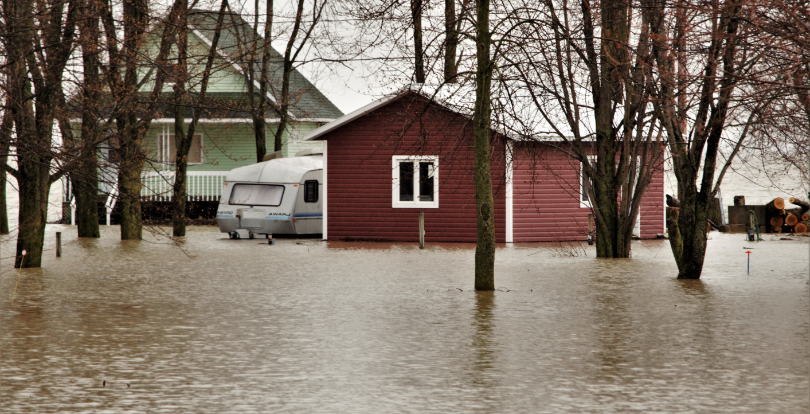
[304,180,318,203]
[229,184,285,206]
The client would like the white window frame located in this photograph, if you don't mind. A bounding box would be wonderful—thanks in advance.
[580,155,597,208]
[392,155,439,208]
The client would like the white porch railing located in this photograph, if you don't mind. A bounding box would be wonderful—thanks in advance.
[140,171,228,201]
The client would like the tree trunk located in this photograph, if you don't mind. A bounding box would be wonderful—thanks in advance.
[13,66,50,268]
[15,161,50,268]
[76,0,101,238]
[118,128,144,240]
[444,0,458,83]
[73,155,100,236]
[254,0,273,162]
[172,0,189,237]
[666,207,682,271]
[473,0,495,291]
[0,111,12,234]
[412,0,425,83]
[669,172,710,279]
[117,0,149,240]
[272,0,309,155]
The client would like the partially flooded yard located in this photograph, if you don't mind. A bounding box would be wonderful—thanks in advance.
[1,225,808,413]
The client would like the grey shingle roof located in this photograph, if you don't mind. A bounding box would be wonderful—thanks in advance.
[188,9,343,120]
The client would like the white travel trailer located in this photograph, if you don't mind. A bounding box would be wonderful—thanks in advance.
[217,149,323,239]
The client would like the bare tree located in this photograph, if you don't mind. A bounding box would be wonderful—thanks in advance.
[1,0,79,267]
[171,1,229,237]
[473,0,496,290]
[644,0,770,278]
[228,0,328,163]
[98,0,186,240]
[489,0,664,258]
[72,0,103,238]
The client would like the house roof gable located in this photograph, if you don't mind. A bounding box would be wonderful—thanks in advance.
[188,10,343,121]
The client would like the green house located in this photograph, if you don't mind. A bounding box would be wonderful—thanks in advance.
[67,9,342,215]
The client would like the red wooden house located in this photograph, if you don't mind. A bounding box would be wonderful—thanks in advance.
[303,91,665,243]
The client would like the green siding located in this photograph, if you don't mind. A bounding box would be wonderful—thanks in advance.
[139,31,251,95]
[143,121,323,173]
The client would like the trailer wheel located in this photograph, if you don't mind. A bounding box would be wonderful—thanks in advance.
[249,233,254,239]
[233,231,240,239]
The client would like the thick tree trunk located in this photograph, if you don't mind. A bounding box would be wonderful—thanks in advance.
[73,156,100,237]
[117,0,148,240]
[118,134,144,240]
[473,0,495,291]
[668,172,710,279]
[15,159,50,267]
[75,0,101,238]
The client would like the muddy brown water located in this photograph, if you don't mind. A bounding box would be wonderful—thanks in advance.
[1,225,808,413]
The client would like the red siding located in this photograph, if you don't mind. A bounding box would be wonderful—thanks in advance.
[512,144,665,242]
[323,94,507,243]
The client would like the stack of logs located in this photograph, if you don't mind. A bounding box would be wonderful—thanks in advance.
[766,197,809,233]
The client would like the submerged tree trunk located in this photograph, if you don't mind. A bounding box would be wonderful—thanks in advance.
[172,0,189,237]
[671,171,711,279]
[473,0,495,291]
[76,0,101,238]
[0,112,12,234]
[117,137,144,240]
[117,0,149,240]
[13,66,53,268]
[16,160,50,268]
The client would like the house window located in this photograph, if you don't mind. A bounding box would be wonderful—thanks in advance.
[392,155,438,208]
[304,180,318,203]
[580,156,596,208]
[158,134,203,165]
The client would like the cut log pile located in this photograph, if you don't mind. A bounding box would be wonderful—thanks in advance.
[766,197,809,233]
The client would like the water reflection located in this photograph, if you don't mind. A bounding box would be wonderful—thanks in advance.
[471,291,496,376]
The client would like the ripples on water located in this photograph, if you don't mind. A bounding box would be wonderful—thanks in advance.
[1,226,808,413]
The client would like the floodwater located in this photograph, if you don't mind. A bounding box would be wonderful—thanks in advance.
[1,226,808,413]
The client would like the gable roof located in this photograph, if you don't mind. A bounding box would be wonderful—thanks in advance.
[303,92,406,141]
[304,88,518,142]
[188,9,343,121]
[304,85,586,142]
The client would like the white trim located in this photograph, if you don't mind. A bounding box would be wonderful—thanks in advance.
[322,141,328,240]
[152,118,281,124]
[68,118,337,124]
[190,28,284,109]
[392,155,439,209]
[580,155,597,208]
[505,142,514,243]
[158,132,204,165]
[304,94,404,141]
[70,118,280,124]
